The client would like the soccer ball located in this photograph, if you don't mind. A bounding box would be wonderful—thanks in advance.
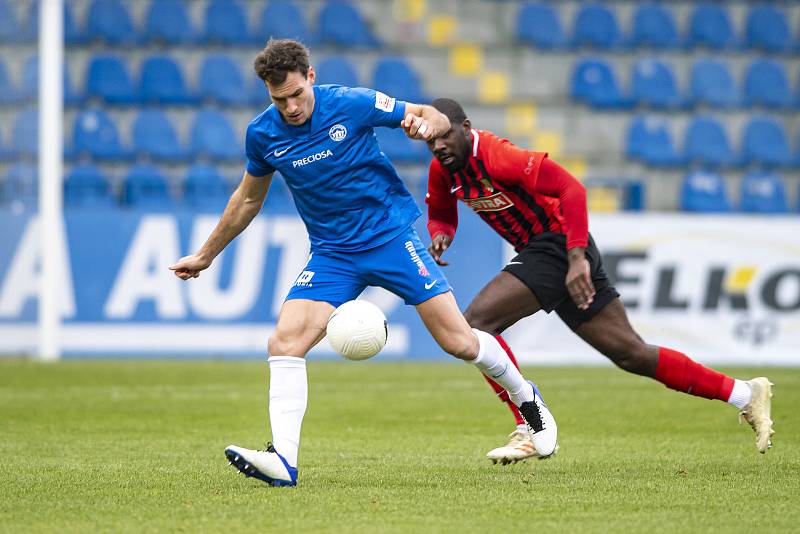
[326,300,388,361]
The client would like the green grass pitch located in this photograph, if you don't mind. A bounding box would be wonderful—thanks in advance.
[1,359,797,533]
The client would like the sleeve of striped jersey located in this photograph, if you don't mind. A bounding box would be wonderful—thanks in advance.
[425,160,458,241]
[535,158,589,250]
[245,123,275,177]
[484,136,545,187]
[342,86,407,129]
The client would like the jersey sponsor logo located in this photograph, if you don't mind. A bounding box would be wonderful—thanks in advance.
[375,91,396,113]
[293,270,315,287]
[524,155,536,175]
[463,192,515,213]
[328,124,347,142]
[274,146,292,157]
[404,240,430,277]
[292,149,334,168]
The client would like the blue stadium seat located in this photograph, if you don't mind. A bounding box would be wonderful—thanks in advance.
[688,4,735,49]
[124,164,173,209]
[373,57,426,103]
[23,57,82,106]
[2,163,37,209]
[86,0,137,45]
[0,126,10,160]
[630,59,683,109]
[374,127,429,164]
[743,60,792,109]
[683,116,736,168]
[571,58,631,109]
[249,76,270,106]
[23,1,86,44]
[625,115,682,167]
[200,55,248,106]
[86,55,138,105]
[742,117,793,167]
[140,56,195,105]
[572,3,623,49]
[258,1,313,44]
[630,3,679,49]
[132,110,188,162]
[0,58,17,105]
[64,164,115,208]
[680,171,732,212]
[11,110,38,158]
[516,3,567,50]
[689,59,738,108]
[183,164,229,210]
[316,56,359,87]
[739,171,788,213]
[204,0,251,45]
[191,110,242,162]
[72,109,130,161]
[319,0,380,48]
[145,0,195,44]
[745,5,790,53]
[0,0,27,43]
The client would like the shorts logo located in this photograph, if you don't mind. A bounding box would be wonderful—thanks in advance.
[329,124,347,142]
[294,270,315,287]
[464,192,514,213]
[375,91,396,112]
[293,149,333,168]
[404,240,429,277]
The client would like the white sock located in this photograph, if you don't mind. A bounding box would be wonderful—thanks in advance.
[470,329,533,406]
[268,356,307,468]
[727,379,752,410]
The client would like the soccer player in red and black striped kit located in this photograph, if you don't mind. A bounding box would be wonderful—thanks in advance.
[424,98,774,462]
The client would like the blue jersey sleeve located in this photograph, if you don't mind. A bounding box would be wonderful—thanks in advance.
[245,123,275,177]
[342,87,407,129]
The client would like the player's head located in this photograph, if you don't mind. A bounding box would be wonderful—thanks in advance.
[428,98,471,171]
[254,39,316,126]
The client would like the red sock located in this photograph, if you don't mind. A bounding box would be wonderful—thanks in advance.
[482,335,525,426]
[655,347,734,401]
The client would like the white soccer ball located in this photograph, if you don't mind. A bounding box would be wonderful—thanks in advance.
[326,300,388,361]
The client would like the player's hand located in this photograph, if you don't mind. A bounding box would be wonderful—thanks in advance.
[169,254,212,280]
[428,234,452,266]
[566,251,594,310]
[401,113,433,140]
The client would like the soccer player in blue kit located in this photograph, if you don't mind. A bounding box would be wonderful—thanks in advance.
[169,39,557,487]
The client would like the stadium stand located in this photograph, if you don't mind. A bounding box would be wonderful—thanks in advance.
[204,0,251,46]
[516,3,567,50]
[200,55,249,106]
[86,55,138,105]
[318,0,380,48]
[11,110,39,159]
[72,109,130,161]
[630,58,683,109]
[739,170,789,213]
[745,5,791,53]
[572,3,623,50]
[258,1,314,45]
[625,115,682,167]
[680,170,732,213]
[2,163,37,209]
[683,116,737,168]
[0,0,27,44]
[0,58,17,105]
[374,128,429,164]
[191,109,242,162]
[689,59,739,108]
[741,116,793,167]
[571,58,632,109]
[688,3,736,50]
[183,163,229,210]
[132,109,188,162]
[144,0,196,45]
[743,59,793,109]
[64,164,115,208]
[140,55,195,105]
[23,57,82,106]
[86,0,138,45]
[124,164,173,209]
[373,56,427,103]
[630,3,679,50]
[316,56,360,88]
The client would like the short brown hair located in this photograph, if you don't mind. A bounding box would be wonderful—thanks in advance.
[254,39,310,85]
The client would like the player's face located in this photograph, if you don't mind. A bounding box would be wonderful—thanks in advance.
[267,68,316,126]
[427,120,471,171]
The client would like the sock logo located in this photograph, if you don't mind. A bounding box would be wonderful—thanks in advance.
[491,362,509,380]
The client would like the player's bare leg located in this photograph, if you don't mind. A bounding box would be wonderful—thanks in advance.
[226,299,334,486]
[575,298,774,453]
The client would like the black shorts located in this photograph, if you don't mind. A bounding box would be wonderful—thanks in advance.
[503,232,619,331]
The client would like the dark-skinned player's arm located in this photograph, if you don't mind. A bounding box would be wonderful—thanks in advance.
[425,160,458,266]
[400,103,451,141]
[169,170,273,280]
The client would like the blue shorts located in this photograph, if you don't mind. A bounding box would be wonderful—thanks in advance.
[285,226,452,307]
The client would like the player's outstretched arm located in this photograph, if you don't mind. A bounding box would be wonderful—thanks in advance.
[401,103,450,141]
[170,171,272,280]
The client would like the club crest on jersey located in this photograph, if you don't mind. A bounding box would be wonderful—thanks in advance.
[329,124,347,142]
[404,241,430,277]
[463,192,514,213]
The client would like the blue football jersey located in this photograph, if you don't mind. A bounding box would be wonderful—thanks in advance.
[245,84,421,252]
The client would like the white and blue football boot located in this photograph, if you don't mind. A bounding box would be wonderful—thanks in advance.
[224,443,298,487]
[517,381,558,459]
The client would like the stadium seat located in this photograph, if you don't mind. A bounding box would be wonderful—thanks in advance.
[743,60,792,109]
[11,110,38,158]
[689,59,739,108]
[318,0,380,48]
[741,117,793,167]
[258,1,313,44]
[745,5,791,53]
[204,0,251,45]
[249,76,270,106]
[373,57,426,103]
[2,163,37,209]
[86,55,138,105]
[183,164,229,210]
[0,58,17,105]
[132,110,188,162]
[683,116,736,168]
[625,115,682,167]
[630,3,679,49]
[199,55,249,106]
[0,127,10,161]
[739,171,788,213]
[516,3,567,50]
[25,1,88,44]
[0,0,27,43]
[145,0,195,44]
[64,164,116,208]
[72,109,130,161]
[140,56,195,105]
[191,110,242,162]
[679,170,732,212]
[86,0,138,45]
[23,57,82,106]
[316,56,359,87]
[572,3,623,49]
[688,4,736,49]
[124,164,173,210]
[374,127,429,164]
[630,59,683,109]
[570,58,631,109]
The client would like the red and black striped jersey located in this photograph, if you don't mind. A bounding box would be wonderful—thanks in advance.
[426,129,587,252]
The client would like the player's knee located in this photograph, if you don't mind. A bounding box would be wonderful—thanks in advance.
[438,330,478,361]
[268,331,306,357]
[609,342,651,376]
